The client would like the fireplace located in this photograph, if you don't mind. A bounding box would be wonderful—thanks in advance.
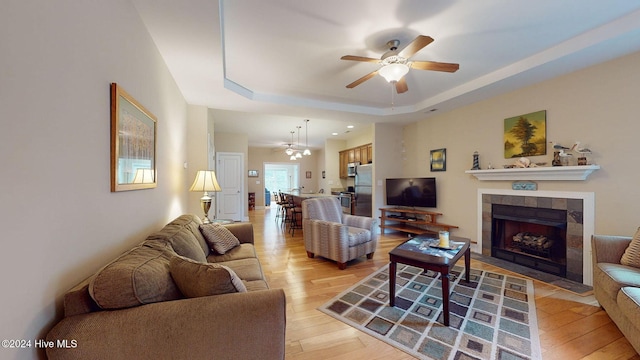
[476,189,595,285]
[491,204,567,277]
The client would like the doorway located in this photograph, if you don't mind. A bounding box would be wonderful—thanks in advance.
[264,163,299,204]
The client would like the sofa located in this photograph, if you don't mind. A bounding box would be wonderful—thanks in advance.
[46,214,286,360]
[591,234,640,354]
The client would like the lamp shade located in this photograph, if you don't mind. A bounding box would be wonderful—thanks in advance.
[189,170,222,192]
[132,168,155,184]
[378,63,409,83]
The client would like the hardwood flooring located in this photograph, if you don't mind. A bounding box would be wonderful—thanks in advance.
[248,208,639,360]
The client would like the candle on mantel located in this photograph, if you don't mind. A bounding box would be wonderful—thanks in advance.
[438,231,450,248]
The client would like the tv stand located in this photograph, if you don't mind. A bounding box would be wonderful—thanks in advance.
[379,207,458,236]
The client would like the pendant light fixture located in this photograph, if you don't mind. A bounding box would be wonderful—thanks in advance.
[285,131,294,156]
[303,119,311,156]
[295,126,302,159]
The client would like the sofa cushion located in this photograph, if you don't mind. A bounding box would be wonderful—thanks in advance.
[595,263,640,301]
[146,215,208,262]
[169,255,247,297]
[218,258,266,282]
[621,227,640,268]
[200,223,240,255]
[207,243,257,263]
[89,242,182,309]
[618,287,640,330]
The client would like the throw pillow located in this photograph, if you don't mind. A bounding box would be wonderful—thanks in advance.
[199,223,240,254]
[621,227,640,268]
[169,255,247,297]
[89,242,182,309]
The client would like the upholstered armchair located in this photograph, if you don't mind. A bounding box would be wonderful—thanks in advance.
[301,197,378,269]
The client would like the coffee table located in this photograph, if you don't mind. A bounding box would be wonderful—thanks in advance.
[389,233,471,326]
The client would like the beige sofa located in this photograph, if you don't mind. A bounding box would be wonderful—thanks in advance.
[46,214,286,360]
[591,234,640,354]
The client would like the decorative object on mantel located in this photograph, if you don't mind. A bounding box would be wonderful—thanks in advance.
[504,110,546,158]
[470,151,480,170]
[571,141,592,166]
[465,164,600,181]
[550,142,574,166]
[512,181,538,191]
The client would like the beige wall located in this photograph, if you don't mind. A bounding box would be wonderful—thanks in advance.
[401,50,640,240]
[324,138,347,191]
[0,1,189,359]
[186,105,210,218]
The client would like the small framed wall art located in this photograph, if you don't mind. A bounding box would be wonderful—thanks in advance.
[110,83,157,192]
[248,170,259,177]
[430,148,446,171]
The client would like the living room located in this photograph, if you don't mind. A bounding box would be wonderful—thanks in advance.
[2,1,640,359]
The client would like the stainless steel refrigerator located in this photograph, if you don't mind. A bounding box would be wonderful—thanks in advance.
[354,164,372,217]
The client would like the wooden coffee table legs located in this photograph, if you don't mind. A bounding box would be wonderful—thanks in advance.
[389,247,471,326]
[389,261,397,307]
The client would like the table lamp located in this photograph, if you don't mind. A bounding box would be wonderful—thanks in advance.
[189,170,222,224]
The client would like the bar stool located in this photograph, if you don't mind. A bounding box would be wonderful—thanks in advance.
[286,195,303,236]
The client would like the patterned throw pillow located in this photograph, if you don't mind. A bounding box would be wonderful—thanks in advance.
[199,223,240,254]
[621,227,640,268]
[169,255,247,297]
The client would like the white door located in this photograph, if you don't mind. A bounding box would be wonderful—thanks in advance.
[216,152,244,221]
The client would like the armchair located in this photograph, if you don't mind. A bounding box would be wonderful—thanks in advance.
[301,197,378,269]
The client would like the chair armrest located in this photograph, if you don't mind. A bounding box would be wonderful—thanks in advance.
[342,214,376,232]
[47,289,286,360]
[591,234,632,264]
[224,222,254,244]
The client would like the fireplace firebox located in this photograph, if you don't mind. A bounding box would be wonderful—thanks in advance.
[492,204,567,277]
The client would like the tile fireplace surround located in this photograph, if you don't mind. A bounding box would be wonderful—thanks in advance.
[475,189,595,286]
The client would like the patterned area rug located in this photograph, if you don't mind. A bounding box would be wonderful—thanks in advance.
[318,264,541,359]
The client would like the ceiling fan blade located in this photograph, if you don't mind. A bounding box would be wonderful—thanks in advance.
[395,77,408,94]
[346,70,378,88]
[398,35,434,59]
[340,55,380,63]
[411,61,459,73]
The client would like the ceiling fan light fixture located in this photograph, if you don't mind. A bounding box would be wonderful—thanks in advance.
[303,148,311,156]
[285,147,294,156]
[379,63,409,83]
[290,154,296,160]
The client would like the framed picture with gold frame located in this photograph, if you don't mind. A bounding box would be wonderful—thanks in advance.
[430,148,446,172]
[110,83,157,192]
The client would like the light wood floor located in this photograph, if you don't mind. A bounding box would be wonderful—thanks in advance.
[248,208,639,360]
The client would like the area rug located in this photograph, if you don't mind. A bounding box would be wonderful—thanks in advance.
[318,264,541,360]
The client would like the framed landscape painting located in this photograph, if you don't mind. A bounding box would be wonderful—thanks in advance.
[504,110,546,158]
[110,83,157,192]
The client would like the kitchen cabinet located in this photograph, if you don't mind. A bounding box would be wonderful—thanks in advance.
[338,143,372,178]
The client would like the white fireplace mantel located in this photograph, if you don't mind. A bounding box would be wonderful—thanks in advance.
[465,165,600,181]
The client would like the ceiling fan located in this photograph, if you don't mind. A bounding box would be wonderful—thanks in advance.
[341,35,459,94]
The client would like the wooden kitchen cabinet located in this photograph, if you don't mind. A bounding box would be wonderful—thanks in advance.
[339,143,372,178]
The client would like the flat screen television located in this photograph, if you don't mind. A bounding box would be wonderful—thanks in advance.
[385,177,437,208]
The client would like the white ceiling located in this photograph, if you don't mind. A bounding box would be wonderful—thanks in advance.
[132,0,640,150]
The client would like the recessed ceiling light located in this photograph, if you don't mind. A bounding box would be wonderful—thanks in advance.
[332,132,338,136]
[347,125,354,129]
